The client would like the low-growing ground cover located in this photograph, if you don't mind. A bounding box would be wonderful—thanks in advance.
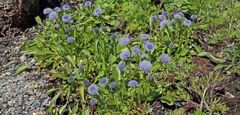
[20,0,240,114]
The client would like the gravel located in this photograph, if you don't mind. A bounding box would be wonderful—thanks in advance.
[0,32,50,115]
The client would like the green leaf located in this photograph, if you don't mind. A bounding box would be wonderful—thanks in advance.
[16,64,32,74]
[112,65,120,81]
[72,103,79,113]
[197,52,210,57]
[47,88,58,95]
[81,108,90,115]
[48,92,61,112]
[35,16,42,25]
[109,55,116,64]
[79,87,85,103]
[160,95,174,106]
[214,64,227,70]
[66,55,76,67]
[209,54,226,63]
[82,50,91,56]
[59,103,68,115]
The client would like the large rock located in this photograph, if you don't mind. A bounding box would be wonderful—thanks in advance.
[0,0,61,36]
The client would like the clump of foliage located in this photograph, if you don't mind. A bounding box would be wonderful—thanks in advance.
[21,0,240,114]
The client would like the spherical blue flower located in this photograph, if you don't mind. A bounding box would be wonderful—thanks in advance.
[144,42,155,52]
[93,8,103,16]
[102,26,107,32]
[131,46,141,55]
[79,66,84,71]
[62,14,72,23]
[119,36,130,46]
[183,20,192,27]
[158,15,166,21]
[160,54,170,64]
[128,80,138,87]
[152,15,158,21]
[48,11,58,20]
[99,77,108,85]
[67,76,75,83]
[54,7,61,12]
[43,7,52,15]
[109,82,117,89]
[84,1,92,7]
[173,12,184,19]
[159,20,170,29]
[139,60,152,73]
[141,34,149,40]
[117,63,126,71]
[87,84,99,95]
[62,4,70,10]
[93,26,99,33]
[190,14,198,20]
[83,79,89,86]
[120,50,130,61]
[111,33,117,39]
[67,36,74,43]
[140,54,148,60]
[162,11,169,16]
[54,23,60,29]
[90,98,98,106]
[140,61,152,71]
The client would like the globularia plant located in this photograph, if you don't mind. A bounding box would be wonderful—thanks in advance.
[21,0,201,114]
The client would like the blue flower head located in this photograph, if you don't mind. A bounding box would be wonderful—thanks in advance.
[120,50,130,61]
[152,15,158,21]
[190,14,198,20]
[93,8,103,16]
[87,84,99,95]
[160,54,170,64]
[90,98,98,106]
[43,8,52,15]
[111,33,117,39]
[62,4,70,10]
[173,12,184,19]
[131,46,141,55]
[139,60,152,73]
[84,1,92,7]
[93,26,99,33]
[128,80,138,87]
[117,63,126,71]
[162,11,169,16]
[109,82,117,89]
[183,20,192,27]
[119,36,131,46]
[102,26,107,32]
[159,20,170,29]
[62,14,72,23]
[67,36,74,43]
[141,34,149,40]
[144,41,155,52]
[83,79,89,86]
[67,76,75,83]
[54,23,60,29]
[54,7,61,12]
[158,15,166,21]
[99,77,108,85]
[79,66,84,71]
[48,11,58,20]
